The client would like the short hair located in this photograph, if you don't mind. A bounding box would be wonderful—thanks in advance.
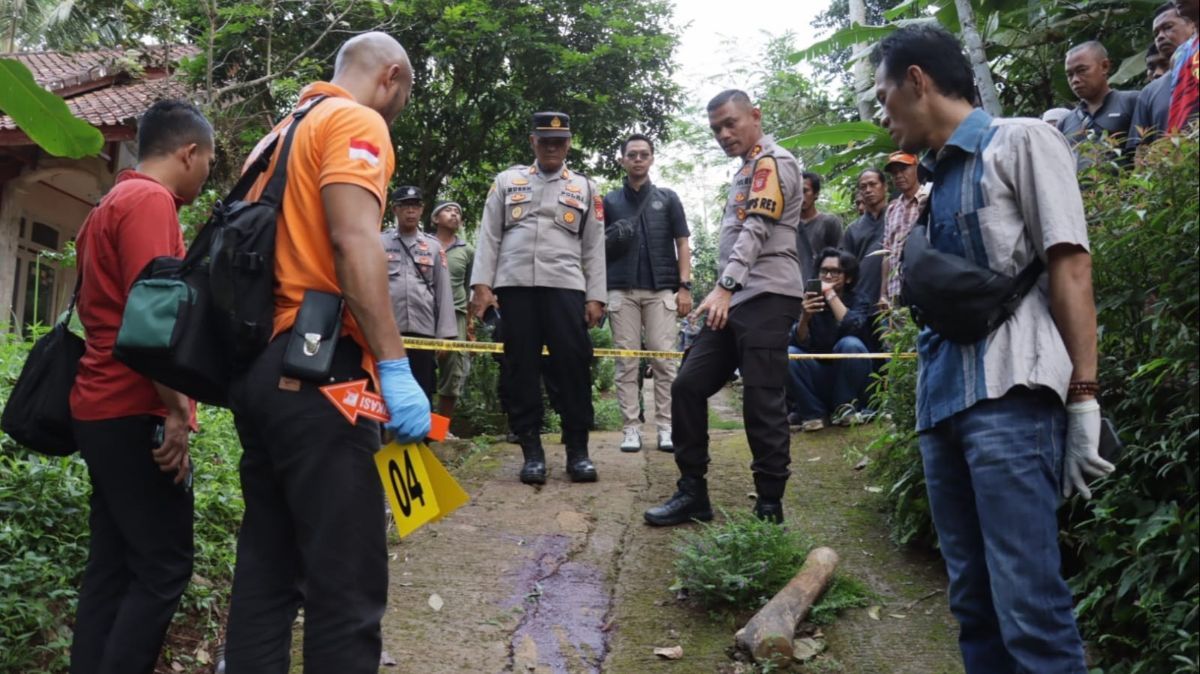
[1067,41,1109,61]
[621,133,654,156]
[802,171,823,195]
[137,100,213,160]
[706,89,752,113]
[1155,2,1177,18]
[817,247,860,289]
[857,168,886,185]
[870,23,975,102]
[1147,42,1161,58]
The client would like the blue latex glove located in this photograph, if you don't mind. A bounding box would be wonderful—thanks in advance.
[377,358,431,443]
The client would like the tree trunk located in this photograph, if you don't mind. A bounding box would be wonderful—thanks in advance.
[735,547,840,665]
[955,0,1002,116]
[849,0,873,122]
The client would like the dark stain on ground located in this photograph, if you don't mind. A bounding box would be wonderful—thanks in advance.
[505,534,610,673]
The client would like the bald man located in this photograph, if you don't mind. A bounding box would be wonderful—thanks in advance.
[223,32,420,674]
[1058,40,1139,168]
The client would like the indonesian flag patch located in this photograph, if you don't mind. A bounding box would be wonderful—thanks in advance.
[348,139,381,167]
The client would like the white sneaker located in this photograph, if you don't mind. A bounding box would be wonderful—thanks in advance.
[620,427,642,452]
[657,428,674,453]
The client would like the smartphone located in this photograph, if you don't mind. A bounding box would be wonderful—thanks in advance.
[805,278,823,295]
[1098,417,1123,463]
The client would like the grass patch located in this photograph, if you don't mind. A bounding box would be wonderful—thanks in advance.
[708,407,743,430]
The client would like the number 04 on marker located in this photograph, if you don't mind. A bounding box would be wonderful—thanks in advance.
[375,442,470,537]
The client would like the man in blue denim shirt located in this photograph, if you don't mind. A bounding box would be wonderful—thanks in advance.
[871,25,1116,674]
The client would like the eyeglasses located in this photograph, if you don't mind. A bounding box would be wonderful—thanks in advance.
[819,268,844,277]
[624,151,652,160]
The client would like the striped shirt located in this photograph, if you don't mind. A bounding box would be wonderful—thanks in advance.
[915,109,1089,432]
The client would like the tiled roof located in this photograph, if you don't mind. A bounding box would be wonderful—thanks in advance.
[11,46,199,93]
[0,45,199,142]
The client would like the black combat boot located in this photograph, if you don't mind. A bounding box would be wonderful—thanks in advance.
[643,476,714,526]
[562,430,597,482]
[518,432,546,485]
[753,497,784,524]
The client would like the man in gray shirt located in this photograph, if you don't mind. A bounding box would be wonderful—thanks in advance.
[644,89,804,527]
[796,171,843,284]
[1058,41,1139,168]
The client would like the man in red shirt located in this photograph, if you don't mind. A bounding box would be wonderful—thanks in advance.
[68,100,213,674]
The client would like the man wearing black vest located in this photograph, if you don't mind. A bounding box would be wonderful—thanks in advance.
[603,133,691,453]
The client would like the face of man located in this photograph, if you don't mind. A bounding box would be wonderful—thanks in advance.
[1148,53,1169,81]
[801,177,817,212]
[620,139,654,180]
[1066,48,1110,103]
[875,62,932,154]
[707,100,763,158]
[858,172,887,212]
[434,205,462,233]
[177,141,215,204]
[393,201,422,231]
[887,163,918,196]
[531,135,570,173]
[1155,9,1195,60]
[1174,0,1199,24]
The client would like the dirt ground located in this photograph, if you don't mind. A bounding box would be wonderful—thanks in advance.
[364,387,964,674]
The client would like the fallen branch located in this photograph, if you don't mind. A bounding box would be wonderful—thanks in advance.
[735,546,839,664]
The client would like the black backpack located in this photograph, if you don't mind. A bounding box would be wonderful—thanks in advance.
[114,97,326,405]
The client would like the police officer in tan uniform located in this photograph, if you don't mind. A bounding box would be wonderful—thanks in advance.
[469,112,606,485]
[383,185,457,400]
[645,90,805,526]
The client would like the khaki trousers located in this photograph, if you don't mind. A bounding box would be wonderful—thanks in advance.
[608,288,679,430]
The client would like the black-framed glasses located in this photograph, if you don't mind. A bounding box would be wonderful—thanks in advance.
[819,268,844,277]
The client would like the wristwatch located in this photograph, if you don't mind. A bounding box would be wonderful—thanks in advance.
[679,281,693,292]
[718,275,740,291]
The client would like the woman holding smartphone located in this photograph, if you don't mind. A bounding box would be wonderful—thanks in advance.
[787,247,876,431]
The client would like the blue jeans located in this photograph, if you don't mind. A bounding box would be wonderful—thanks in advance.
[786,336,873,420]
[920,386,1086,674]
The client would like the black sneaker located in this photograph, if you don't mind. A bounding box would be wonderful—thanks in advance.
[566,447,598,482]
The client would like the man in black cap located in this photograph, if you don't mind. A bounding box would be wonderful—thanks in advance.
[384,185,457,399]
[470,111,607,485]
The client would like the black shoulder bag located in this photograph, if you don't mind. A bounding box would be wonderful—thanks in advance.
[1,274,85,455]
[899,201,1044,344]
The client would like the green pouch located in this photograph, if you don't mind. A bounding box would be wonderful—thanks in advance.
[116,279,195,351]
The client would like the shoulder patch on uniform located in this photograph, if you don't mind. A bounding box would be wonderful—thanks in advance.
[745,156,784,221]
[593,194,604,221]
[439,249,448,268]
[513,177,529,186]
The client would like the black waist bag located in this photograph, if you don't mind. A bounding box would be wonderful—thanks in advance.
[900,222,1044,345]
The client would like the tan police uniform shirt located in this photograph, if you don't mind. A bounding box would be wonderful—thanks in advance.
[382,228,458,339]
[718,134,805,307]
[470,163,607,303]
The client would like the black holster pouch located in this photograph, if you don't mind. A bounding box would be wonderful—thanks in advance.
[282,290,343,382]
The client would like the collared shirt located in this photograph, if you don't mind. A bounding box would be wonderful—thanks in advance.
[882,191,922,302]
[1057,88,1139,169]
[840,207,886,308]
[915,108,1088,432]
[441,236,474,313]
[70,171,197,425]
[1168,35,1199,131]
[382,229,457,339]
[718,134,804,307]
[1127,75,1173,152]
[471,162,606,303]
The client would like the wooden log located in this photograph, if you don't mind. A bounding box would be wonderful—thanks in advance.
[735,546,839,664]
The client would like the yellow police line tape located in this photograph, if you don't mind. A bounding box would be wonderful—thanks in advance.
[401,337,917,361]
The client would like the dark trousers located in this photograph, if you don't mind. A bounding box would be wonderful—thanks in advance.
[402,332,436,401]
[672,293,801,500]
[70,415,194,674]
[496,287,593,443]
[226,335,386,674]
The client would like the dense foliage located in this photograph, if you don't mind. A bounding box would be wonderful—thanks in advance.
[866,134,1200,673]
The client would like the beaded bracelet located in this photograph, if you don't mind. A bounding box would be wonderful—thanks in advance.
[1068,380,1100,397]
